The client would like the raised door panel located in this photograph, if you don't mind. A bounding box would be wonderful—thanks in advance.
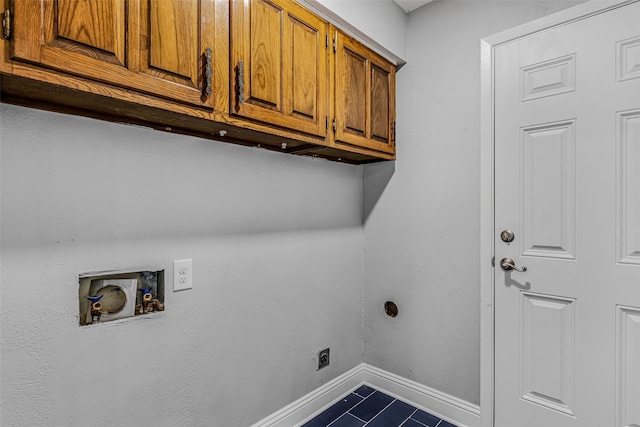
[11,0,217,109]
[150,1,198,80]
[128,0,218,108]
[56,0,125,65]
[334,31,395,155]
[11,0,125,65]
[290,16,320,122]
[521,120,577,259]
[231,0,328,138]
[616,306,640,427]
[343,48,367,137]
[371,64,391,142]
[617,109,640,264]
[520,292,576,416]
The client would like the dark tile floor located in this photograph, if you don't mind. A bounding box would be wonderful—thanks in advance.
[301,385,458,427]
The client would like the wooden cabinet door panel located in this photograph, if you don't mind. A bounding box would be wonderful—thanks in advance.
[231,0,328,138]
[11,0,217,110]
[370,64,391,142]
[128,0,217,108]
[56,0,125,65]
[343,48,367,136]
[334,30,395,154]
[12,0,125,66]
[150,1,198,79]
[289,15,319,121]
[247,0,281,109]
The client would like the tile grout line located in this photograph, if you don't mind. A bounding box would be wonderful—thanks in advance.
[340,389,383,426]
[361,398,398,426]
[326,412,364,427]
[411,414,442,427]
[304,386,457,427]
[344,391,372,418]
[398,408,420,427]
[324,393,368,427]
[350,413,368,424]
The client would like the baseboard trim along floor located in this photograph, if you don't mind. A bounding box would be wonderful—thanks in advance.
[250,363,481,427]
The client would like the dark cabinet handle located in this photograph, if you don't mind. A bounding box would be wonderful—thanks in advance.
[204,47,213,96]
[237,60,245,104]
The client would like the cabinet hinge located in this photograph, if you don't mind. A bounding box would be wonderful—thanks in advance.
[325,116,328,130]
[333,37,337,54]
[332,118,337,132]
[325,34,329,49]
[392,120,396,145]
[2,8,11,40]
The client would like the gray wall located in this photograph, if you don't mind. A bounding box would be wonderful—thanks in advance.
[0,105,365,426]
[317,0,408,59]
[363,0,584,406]
[1,1,590,425]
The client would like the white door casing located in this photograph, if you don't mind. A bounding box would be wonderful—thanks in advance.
[481,2,640,427]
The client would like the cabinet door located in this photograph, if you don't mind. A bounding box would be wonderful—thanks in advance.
[10,0,218,110]
[334,30,396,155]
[231,0,328,138]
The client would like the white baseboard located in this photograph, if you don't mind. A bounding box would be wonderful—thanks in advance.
[249,364,364,427]
[250,363,481,427]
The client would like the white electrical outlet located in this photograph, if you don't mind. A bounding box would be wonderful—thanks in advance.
[173,259,193,291]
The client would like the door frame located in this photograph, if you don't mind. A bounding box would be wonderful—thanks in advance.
[479,1,638,426]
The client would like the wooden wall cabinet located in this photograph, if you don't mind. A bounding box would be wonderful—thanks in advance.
[8,0,224,111]
[332,29,396,157]
[230,0,329,138]
[1,0,396,163]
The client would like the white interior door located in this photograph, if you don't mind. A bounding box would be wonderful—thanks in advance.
[494,2,640,426]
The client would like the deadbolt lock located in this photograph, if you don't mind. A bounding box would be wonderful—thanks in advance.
[500,229,515,243]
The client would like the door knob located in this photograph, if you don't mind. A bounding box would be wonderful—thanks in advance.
[500,257,527,272]
[500,229,515,243]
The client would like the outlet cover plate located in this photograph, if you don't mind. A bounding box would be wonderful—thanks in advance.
[173,259,192,291]
[318,348,330,370]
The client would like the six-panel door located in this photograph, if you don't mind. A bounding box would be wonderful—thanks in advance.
[494,2,640,426]
[10,0,218,109]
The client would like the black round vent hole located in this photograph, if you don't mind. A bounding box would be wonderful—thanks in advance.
[384,301,398,318]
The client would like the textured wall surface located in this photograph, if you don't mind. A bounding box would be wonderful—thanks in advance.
[0,104,365,426]
[0,1,594,425]
[362,0,585,406]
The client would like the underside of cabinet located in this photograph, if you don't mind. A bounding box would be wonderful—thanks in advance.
[1,74,393,164]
